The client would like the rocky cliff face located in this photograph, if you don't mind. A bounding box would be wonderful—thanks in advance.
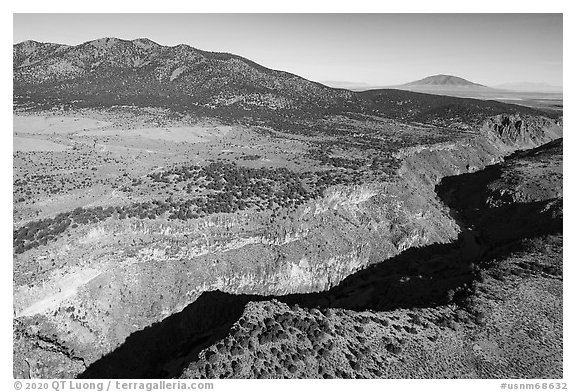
[481,114,563,149]
[13,114,562,378]
[77,134,564,379]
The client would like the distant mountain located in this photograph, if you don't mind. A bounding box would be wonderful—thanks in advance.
[13,37,360,116]
[492,82,562,93]
[400,74,490,89]
[389,74,517,102]
[322,75,489,92]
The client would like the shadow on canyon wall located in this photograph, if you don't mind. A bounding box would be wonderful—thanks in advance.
[79,142,563,379]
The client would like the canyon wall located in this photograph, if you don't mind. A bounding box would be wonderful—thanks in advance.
[13,115,562,378]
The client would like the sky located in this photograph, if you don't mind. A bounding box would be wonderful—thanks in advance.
[13,13,563,87]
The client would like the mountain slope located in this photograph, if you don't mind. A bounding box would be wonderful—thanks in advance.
[14,39,559,126]
[14,38,359,115]
[13,40,71,69]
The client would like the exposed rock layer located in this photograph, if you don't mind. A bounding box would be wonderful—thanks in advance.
[13,115,562,378]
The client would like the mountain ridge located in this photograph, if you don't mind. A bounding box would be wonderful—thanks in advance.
[14,37,362,116]
[13,37,344,91]
[13,38,558,126]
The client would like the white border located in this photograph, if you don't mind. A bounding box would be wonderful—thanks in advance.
[2,2,572,390]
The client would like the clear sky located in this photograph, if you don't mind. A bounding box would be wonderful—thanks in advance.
[13,13,563,87]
